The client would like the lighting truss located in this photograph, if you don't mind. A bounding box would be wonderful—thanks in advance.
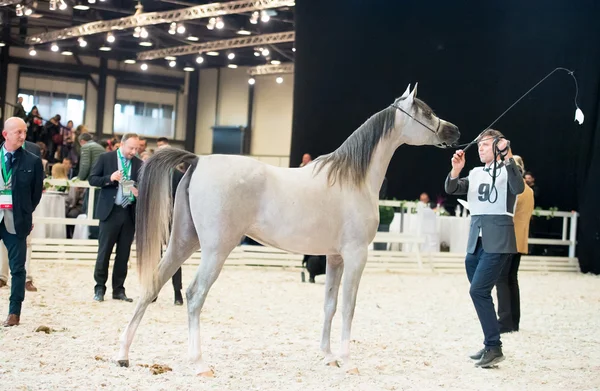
[0,0,22,6]
[137,31,294,61]
[26,0,295,45]
[247,63,294,76]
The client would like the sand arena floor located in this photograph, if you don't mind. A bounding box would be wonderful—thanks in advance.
[1,263,599,391]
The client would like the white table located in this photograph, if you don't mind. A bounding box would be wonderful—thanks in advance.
[31,192,67,239]
[389,212,471,253]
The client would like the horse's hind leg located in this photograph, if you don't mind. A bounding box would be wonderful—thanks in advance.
[116,189,199,367]
[320,254,343,366]
[187,234,241,377]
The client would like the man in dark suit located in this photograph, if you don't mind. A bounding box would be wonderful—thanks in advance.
[89,133,141,302]
[445,129,524,368]
[0,140,42,291]
[1,118,44,327]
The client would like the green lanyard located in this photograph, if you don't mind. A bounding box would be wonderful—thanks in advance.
[1,151,12,186]
[117,149,130,180]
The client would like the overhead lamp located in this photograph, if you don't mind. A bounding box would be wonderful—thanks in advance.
[29,46,36,56]
[196,55,204,64]
[106,33,115,43]
[248,78,255,85]
[140,63,148,71]
[51,43,59,52]
[78,37,87,47]
[183,67,194,72]
[276,77,283,84]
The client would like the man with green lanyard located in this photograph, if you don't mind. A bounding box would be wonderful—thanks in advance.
[0,140,42,292]
[89,133,141,302]
[0,118,44,327]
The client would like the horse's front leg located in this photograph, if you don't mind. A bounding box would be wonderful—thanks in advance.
[339,246,368,374]
[320,255,343,366]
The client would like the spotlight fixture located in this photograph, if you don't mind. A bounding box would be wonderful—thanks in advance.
[78,37,87,47]
[248,78,256,85]
[29,46,36,56]
[276,77,283,84]
[106,33,115,43]
[51,43,59,52]
[140,63,148,71]
[196,55,204,64]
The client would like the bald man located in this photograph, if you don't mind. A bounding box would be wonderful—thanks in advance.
[0,118,44,327]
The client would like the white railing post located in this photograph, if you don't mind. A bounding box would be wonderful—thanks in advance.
[569,211,578,258]
[562,217,568,241]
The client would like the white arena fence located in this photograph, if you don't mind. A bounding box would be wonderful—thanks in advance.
[32,180,580,273]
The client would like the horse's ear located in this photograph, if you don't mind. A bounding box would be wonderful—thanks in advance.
[399,84,411,100]
[410,82,419,100]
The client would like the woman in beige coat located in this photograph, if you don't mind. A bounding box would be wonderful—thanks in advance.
[496,155,534,333]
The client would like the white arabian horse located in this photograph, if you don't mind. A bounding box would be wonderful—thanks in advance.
[116,84,460,376]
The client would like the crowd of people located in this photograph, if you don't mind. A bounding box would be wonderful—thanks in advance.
[0,107,182,327]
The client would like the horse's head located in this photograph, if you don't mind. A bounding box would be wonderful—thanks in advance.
[391,84,460,148]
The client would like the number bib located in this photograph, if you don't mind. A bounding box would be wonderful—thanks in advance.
[0,189,13,209]
[467,165,513,216]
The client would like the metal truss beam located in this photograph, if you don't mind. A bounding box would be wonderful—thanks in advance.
[137,31,294,60]
[0,0,21,6]
[26,0,295,45]
[247,63,293,76]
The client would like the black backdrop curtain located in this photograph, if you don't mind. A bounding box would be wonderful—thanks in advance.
[291,0,600,273]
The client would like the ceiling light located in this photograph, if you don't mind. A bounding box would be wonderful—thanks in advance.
[140,63,148,71]
[51,43,59,52]
[106,33,115,43]
[228,64,238,69]
[227,53,235,60]
[292,47,296,52]
[215,17,224,29]
[276,77,283,84]
[207,17,216,30]
[139,41,152,47]
[261,48,269,56]
[270,60,281,65]
[24,6,33,16]
[254,51,260,57]
[15,5,23,16]
[206,51,219,56]
[248,78,255,85]
[78,37,87,47]
[183,67,194,72]
[169,60,176,67]
[73,4,90,10]
[99,46,111,51]
[133,26,141,38]
[140,28,148,39]
[29,46,36,56]
[196,55,204,64]
[249,11,258,24]
[58,0,67,10]
[124,59,136,64]
[176,24,186,34]
[237,29,251,35]
[88,0,96,3]
[165,56,176,61]
[168,22,176,35]
[61,51,73,56]
[49,0,57,10]
[187,36,199,41]
[260,10,270,23]
[0,42,6,47]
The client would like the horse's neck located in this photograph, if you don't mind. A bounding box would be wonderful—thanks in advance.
[367,141,398,197]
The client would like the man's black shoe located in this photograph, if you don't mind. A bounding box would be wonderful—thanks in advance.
[469,348,485,360]
[113,293,133,302]
[475,347,505,368]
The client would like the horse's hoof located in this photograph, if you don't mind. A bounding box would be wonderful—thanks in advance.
[198,369,215,378]
[326,361,340,367]
[346,367,359,375]
[117,360,130,368]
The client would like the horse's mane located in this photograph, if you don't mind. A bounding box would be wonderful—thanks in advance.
[313,106,396,187]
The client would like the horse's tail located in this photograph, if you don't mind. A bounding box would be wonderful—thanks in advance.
[136,148,199,294]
